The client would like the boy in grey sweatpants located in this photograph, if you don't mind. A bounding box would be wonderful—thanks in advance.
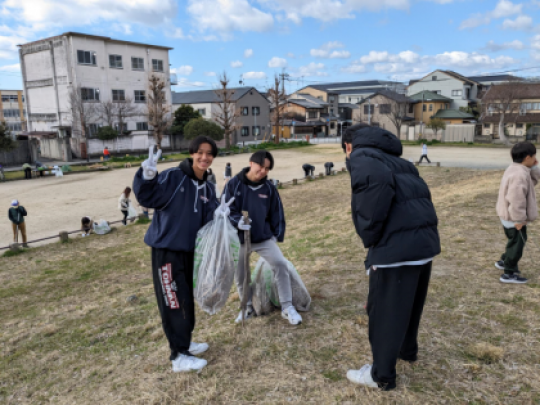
[224,151,303,325]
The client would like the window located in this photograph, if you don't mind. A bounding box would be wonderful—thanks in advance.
[252,106,260,116]
[86,124,100,138]
[109,55,123,69]
[77,50,96,65]
[429,104,433,112]
[241,107,249,116]
[152,59,164,72]
[308,111,318,118]
[452,90,463,97]
[197,108,206,116]
[131,57,144,70]
[329,96,335,102]
[136,122,149,131]
[433,90,441,94]
[2,95,19,102]
[484,123,490,128]
[516,123,524,129]
[422,104,427,112]
[252,126,261,137]
[363,105,374,114]
[241,126,250,137]
[112,90,125,102]
[7,122,22,131]
[3,109,20,118]
[432,76,437,81]
[408,104,414,113]
[330,122,335,129]
[330,108,335,115]
[379,104,391,114]
[114,122,128,132]
[134,90,146,103]
[81,88,100,101]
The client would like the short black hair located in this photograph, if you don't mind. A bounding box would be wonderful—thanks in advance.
[250,150,274,170]
[342,123,371,152]
[189,136,218,157]
[511,141,536,163]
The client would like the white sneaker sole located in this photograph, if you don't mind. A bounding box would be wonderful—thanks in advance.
[172,359,207,372]
[189,344,209,356]
[500,277,527,284]
[281,311,302,325]
[346,370,378,387]
[494,262,504,270]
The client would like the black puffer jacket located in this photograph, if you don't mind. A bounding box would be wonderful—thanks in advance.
[349,127,440,268]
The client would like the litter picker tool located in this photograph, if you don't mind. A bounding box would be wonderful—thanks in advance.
[240,211,251,327]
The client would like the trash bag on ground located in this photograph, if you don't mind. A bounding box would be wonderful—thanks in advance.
[61,165,72,172]
[193,215,240,315]
[251,258,311,315]
[93,220,111,235]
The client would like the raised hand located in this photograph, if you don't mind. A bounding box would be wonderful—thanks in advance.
[215,194,234,218]
[141,146,162,180]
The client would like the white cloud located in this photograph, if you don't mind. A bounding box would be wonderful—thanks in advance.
[167,27,185,39]
[244,48,253,58]
[231,60,243,68]
[341,64,367,74]
[187,0,273,35]
[502,15,533,30]
[483,39,524,51]
[268,57,287,68]
[0,34,29,59]
[204,71,216,76]
[2,0,177,30]
[243,71,267,79]
[174,65,194,76]
[292,62,327,77]
[310,41,351,59]
[0,63,20,72]
[433,51,517,68]
[460,0,522,29]
[174,78,206,88]
[359,50,419,64]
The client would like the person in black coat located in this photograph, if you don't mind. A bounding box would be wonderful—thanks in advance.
[302,164,315,177]
[343,124,441,391]
[133,137,222,374]
[324,162,334,176]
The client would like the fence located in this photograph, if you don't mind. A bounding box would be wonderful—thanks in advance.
[309,136,342,144]
[411,124,475,143]
[0,140,32,166]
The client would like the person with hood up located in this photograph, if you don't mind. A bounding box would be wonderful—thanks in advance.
[223,151,302,326]
[133,137,225,373]
[342,124,441,391]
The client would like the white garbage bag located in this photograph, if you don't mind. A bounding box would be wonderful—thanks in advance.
[53,165,63,177]
[93,219,111,235]
[193,214,241,315]
[127,204,138,220]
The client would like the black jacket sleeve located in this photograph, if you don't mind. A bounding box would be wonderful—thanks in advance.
[269,185,286,242]
[133,167,182,210]
[224,178,243,227]
[19,207,27,217]
[350,154,395,248]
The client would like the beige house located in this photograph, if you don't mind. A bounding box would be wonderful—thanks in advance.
[0,90,26,137]
[355,90,416,139]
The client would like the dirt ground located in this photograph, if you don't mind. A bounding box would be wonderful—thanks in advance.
[0,145,510,248]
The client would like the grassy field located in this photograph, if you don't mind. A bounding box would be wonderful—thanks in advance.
[1,167,540,404]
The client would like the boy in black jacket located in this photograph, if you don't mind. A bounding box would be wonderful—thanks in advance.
[133,137,222,373]
[343,124,440,390]
[224,151,303,325]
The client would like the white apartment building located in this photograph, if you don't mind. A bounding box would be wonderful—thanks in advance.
[0,90,26,138]
[18,32,173,158]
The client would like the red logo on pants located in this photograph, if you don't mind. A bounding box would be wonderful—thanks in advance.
[159,263,179,309]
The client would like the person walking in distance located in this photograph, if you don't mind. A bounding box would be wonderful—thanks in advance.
[8,199,28,247]
[495,142,540,284]
[224,151,303,326]
[133,138,224,373]
[118,187,131,225]
[103,146,111,161]
[342,124,440,390]
[224,162,232,184]
[418,143,431,163]
[207,169,217,186]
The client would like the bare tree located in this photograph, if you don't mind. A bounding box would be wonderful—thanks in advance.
[267,74,288,144]
[147,75,172,148]
[481,80,526,145]
[114,97,139,135]
[386,100,411,140]
[69,86,98,158]
[213,72,239,149]
[98,100,115,127]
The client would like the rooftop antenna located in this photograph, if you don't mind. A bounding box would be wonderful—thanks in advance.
[239,74,244,86]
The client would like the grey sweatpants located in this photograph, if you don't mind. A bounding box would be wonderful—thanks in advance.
[236,238,293,310]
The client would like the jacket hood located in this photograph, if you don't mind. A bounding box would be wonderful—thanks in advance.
[238,167,267,187]
[180,158,208,184]
[352,127,403,156]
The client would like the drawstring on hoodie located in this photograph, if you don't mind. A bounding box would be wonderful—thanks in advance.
[192,180,205,212]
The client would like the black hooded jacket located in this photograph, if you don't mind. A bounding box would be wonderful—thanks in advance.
[348,127,440,268]
[223,167,286,244]
[133,159,218,252]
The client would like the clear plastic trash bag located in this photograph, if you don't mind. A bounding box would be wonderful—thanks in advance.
[193,215,241,315]
[127,204,138,220]
[251,258,311,316]
[93,219,111,235]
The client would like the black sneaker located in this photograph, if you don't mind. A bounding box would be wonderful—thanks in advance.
[500,273,528,284]
[495,261,520,274]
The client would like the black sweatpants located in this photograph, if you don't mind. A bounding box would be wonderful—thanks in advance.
[151,248,196,361]
[501,226,527,274]
[418,154,431,163]
[367,262,432,390]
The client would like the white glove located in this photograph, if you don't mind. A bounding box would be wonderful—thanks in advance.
[141,146,162,180]
[215,195,234,218]
[238,217,251,231]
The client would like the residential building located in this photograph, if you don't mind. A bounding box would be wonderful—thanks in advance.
[355,89,416,139]
[172,87,270,145]
[338,103,359,135]
[409,90,453,123]
[0,90,27,137]
[430,109,475,124]
[18,32,173,159]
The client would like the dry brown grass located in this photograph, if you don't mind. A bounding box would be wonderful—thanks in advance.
[1,167,540,404]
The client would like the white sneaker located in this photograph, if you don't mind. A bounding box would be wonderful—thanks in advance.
[171,353,207,373]
[281,306,302,325]
[81,234,86,237]
[189,342,209,355]
[234,306,255,324]
[347,364,378,388]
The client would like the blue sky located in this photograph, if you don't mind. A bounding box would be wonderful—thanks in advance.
[1,0,540,92]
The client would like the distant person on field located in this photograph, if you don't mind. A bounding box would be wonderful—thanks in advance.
[324,162,334,176]
[302,164,315,178]
[342,124,440,391]
[418,143,431,163]
[119,187,131,226]
[9,199,28,247]
[103,146,110,161]
[207,169,217,185]
[81,216,92,237]
[224,162,232,183]
[495,142,540,284]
